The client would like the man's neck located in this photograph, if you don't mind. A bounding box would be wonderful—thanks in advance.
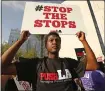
[48,53,59,59]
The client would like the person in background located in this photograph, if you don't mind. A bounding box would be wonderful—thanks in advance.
[81,62,105,91]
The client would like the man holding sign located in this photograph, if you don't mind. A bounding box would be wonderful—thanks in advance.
[2,30,98,91]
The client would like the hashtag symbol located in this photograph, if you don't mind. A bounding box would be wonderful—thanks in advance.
[35,5,43,11]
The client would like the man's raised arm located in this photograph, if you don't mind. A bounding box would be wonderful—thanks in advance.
[76,31,99,70]
[1,31,30,74]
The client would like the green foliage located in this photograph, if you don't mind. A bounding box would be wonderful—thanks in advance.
[1,42,38,59]
[15,50,23,59]
[1,42,10,54]
[22,48,37,58]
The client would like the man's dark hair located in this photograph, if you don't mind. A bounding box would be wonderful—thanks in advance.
[45,31,61,47]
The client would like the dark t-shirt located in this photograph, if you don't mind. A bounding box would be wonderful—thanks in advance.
[15,57,85,91]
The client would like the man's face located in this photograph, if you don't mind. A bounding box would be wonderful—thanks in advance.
[46,35,61,54]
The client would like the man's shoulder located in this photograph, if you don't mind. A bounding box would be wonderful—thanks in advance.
[60,57,77,62]
[18,57,40,63]
[19,57,39,60]
[60,57,78,66]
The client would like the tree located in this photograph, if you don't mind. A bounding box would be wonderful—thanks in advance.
[1,42,10,54]
[22,48,37,58]
[1,42,38,59]
[15,49,23,60]
[1,42,23,60]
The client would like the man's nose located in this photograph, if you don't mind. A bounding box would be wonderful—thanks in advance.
[53,40,57,44]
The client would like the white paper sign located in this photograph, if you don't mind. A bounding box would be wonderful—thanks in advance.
[14,77,32,90]
[21,2,86,34]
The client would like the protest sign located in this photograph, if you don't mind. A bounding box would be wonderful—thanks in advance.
[13,76,32,91]
[21,2,86,34]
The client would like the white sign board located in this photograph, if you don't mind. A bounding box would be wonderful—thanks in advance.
[21,2,86,34]
[14,76,32,91]
[59,1,103,59]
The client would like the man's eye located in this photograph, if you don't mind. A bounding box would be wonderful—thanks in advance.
[49,39,53,42]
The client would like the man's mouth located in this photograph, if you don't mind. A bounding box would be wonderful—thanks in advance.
[52,46,57,49]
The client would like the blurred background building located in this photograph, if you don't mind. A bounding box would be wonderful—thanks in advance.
[8,28,42,57]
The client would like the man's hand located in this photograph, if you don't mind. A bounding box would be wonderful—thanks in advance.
[76,31,86,42]
[20,30,30,42]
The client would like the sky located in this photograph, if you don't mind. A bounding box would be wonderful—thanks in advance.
[2,1,25,42]
[2,0,64,43]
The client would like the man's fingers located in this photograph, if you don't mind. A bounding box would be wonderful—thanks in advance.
[25,31,30,36]
[76,32,81,37]
[21,30,30,36]
[76,31,85,37]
